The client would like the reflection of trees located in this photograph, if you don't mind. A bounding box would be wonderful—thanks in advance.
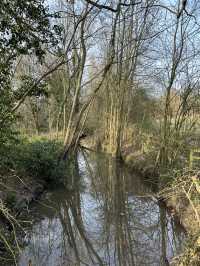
[19,152,185,266]
[84,153,185,266]
[19,153,104,266]
[58,194,104,265]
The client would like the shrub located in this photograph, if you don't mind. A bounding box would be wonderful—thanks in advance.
[1,137,68,183]
[15,138,67,182]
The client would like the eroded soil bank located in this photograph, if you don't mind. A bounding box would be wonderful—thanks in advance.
[0,171,46,263]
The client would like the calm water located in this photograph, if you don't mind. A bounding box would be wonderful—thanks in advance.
[18,152,185,266]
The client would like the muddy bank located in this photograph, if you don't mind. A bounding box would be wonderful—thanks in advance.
[0,171,46,261]
[0,172,46,215]
[122,150,159,178]
[0,171,47,249]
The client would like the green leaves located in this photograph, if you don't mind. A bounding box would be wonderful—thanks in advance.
[0,137,68,183]
[0,0,62,145]
[13,138,67,182]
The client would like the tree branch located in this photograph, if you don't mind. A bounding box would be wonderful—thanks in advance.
[84,0,141,12]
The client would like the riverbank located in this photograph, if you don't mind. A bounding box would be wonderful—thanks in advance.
[123,149,200,265]
[0,169,46,264]
[0,136,70,264]
[122,149,159,178]
[0,137,68,212]
[160,172,200,265]
[0,169,46,217]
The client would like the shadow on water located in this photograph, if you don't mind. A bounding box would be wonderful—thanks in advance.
[18,151,185,266]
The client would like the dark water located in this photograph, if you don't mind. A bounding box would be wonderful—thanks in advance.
[18,152,185,266]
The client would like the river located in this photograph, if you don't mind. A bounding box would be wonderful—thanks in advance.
[18,151,185,266]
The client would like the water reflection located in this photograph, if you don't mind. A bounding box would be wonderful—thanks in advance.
[18,152,185,266]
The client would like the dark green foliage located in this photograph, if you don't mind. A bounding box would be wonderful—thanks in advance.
[0,0,62,145]
[0,0,59,96]
[0,0,60,65]
[1,138,68,183]
[0,131,19,171]
[0,86,15,145]
[19,139,67,182]
[5,192,17,209]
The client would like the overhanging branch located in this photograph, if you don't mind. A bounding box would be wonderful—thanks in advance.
[84,0,142,12]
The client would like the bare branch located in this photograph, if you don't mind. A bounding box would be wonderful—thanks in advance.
[84,0,141,12]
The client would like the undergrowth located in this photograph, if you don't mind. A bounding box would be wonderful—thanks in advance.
[0,136,68,183]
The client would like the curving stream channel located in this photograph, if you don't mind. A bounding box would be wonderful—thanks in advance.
[18,152,185,266]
